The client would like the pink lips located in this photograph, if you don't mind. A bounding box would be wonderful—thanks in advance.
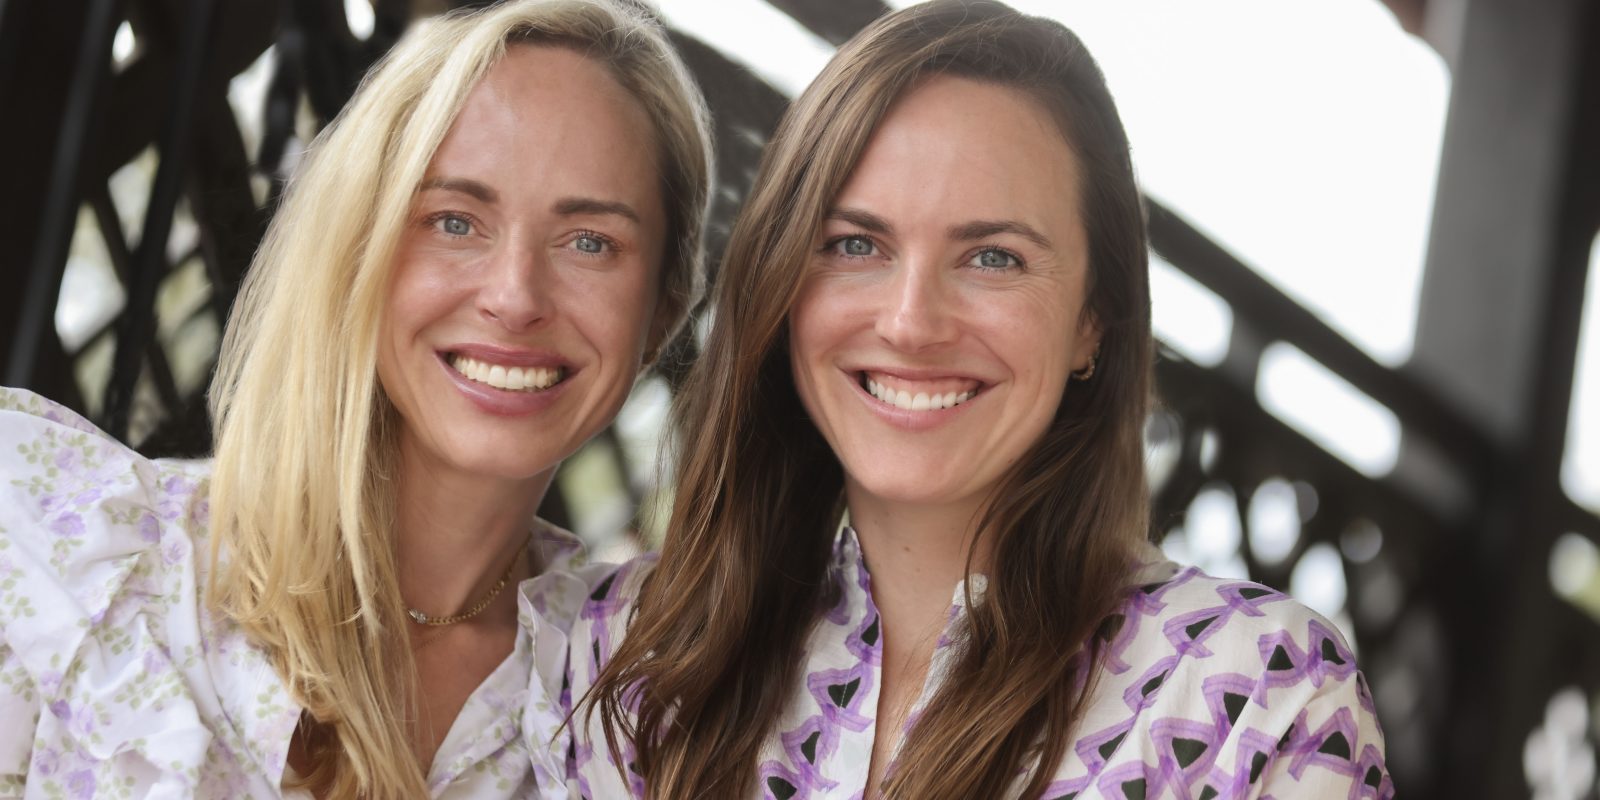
[847,367,986,431]
[437,346,575,417]
[446,343,570,368]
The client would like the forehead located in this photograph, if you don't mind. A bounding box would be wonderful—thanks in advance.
[426,44,662,211]
[836,75,1083,234]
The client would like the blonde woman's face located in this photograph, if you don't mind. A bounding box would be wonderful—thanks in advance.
[789,75,1100,513]
[379,45,666,484]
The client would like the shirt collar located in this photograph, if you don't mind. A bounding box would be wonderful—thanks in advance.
[832,522,1176,614]
[832,520,989,614]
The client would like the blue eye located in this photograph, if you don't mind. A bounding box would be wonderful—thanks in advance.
[832,236,876,257]
[574,234,606,254]
[971,248,1021,270]
[437,215,472,237]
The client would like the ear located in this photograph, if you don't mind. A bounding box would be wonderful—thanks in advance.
[1072,310,1104,374]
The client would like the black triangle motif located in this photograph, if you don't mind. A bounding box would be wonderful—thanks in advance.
[1318,732,1352,759]
[1141,672,1167,697]
[1249,752,1269,784]
[1320,637,1347,665]
[1267,645,1294,671]
[1223,692,1248,725]
[766,776,797,800]
[862,616,880,647]
[827,677,861,708]
[1172,737,1208,768]
[1184,616,1218,639]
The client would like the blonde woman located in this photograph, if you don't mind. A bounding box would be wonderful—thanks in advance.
[575,1,1389,798]
[0,0,710,797]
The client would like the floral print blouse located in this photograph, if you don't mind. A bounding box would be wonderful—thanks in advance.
[0,388,591,799]
[568,525,1395,799]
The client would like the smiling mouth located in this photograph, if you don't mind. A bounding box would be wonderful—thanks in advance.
[859,371,982,411]
[447,353,567,392]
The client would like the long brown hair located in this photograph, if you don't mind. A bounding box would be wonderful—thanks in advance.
[585,2,1151,797]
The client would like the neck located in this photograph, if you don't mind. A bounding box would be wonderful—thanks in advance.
[393,435,552,618]
[845,482,991,651]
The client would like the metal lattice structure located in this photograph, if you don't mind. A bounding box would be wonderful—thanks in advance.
[1,1,1597,797]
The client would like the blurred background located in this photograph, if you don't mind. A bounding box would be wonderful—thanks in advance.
[0,0,1596,796]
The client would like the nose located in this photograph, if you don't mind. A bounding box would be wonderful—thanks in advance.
[477,239,553,332]
[874,257,957,352]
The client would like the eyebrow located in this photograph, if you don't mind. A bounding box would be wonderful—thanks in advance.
[414,181,641,224]
[827,208,1055,251]
[826,207,894,235]
[948,219,1054,251]
[417,177,497,203]
[553,196,641,224]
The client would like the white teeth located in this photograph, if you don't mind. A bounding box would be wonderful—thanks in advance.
[449,355,562,392]
[864,375,977,411]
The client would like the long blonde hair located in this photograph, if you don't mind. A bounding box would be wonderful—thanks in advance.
[207,2,711,796]
[586,2,1151,797]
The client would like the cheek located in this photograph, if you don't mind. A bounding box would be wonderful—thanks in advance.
[385,253,463,337]
[579,262,660,358]
[787,283,838,390]
[1005,283,1086,363]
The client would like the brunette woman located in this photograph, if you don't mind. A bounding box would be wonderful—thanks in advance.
[0,1,710,796]
[572,2,1390,798]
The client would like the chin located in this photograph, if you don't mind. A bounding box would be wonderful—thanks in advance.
[454,450,561,482]
[849,470,972,507]
[430,425,567,482]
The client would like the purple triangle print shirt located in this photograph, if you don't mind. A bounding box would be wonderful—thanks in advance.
[566,526,1394,799]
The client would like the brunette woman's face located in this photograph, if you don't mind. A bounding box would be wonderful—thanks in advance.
[789,75,1100,512]
[377,45,666,484]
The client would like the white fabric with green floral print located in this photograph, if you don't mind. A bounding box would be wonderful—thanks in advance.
[0,387,593,799]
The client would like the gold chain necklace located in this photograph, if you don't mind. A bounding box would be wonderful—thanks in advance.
[405,533,530,627]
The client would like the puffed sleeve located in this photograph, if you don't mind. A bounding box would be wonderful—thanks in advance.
[1081,568,1396,800]
[0,387,218,797]
[1210,602,1396,799]
[1253,639,1394,798]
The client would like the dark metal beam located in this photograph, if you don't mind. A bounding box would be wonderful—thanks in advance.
[1408,0,1585,449]
[1405,0,1596,797]
[4,0,123,392]
[105,0,217,438]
